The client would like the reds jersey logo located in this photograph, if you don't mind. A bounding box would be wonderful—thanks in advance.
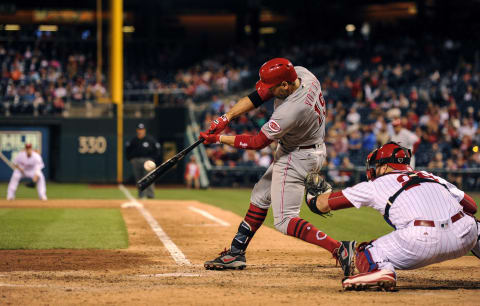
[268,120,281,133]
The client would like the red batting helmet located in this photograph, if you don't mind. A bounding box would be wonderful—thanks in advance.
[366,142,412,180]
[256,58,297,98]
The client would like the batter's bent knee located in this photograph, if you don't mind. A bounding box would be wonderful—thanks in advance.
[274,216,295,235]
[250,200,269,211]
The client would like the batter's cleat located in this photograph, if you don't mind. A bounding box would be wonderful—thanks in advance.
[204,248,246,270]
[342,269,396,291]
[336,241,357,276]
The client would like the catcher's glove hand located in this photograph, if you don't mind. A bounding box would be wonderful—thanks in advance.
[305,172,332,196]
[24,178,36,188]
[304,172,333,217]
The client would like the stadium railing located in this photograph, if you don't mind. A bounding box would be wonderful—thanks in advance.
[208,166,480,191]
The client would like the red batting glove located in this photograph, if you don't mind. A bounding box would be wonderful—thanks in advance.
[199,132,220,145]
[207,114,229,134]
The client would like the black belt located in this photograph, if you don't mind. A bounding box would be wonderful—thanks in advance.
[299,144,317,150]
[278,141,319,150]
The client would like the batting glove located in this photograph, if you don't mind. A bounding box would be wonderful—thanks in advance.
[199,132,220,145]
[207,114,229,135]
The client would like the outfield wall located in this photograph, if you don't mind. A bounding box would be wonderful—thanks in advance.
[0,107,187,184]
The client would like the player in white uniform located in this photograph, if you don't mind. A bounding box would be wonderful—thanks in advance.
[305,142,479,291]
[200,58,353,272]
[390,118,420,167]
[7,144,47,201]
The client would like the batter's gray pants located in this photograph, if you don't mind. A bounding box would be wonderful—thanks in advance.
[131,157,155,198]
[250,144,326,234]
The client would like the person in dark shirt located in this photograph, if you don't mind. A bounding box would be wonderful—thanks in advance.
[125,123,161,198]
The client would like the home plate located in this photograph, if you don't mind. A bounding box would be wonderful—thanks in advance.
[121,201,143,208]
[138,273,201,278]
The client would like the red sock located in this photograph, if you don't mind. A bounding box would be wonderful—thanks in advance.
[287,217,341,254]
[244,203,268,231]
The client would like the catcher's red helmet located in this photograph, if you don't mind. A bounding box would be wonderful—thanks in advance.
[256,58,297,97]
[366,142,412,180]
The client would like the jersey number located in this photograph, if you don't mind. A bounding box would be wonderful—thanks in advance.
[397,171,439,190]
[314,92,326,126]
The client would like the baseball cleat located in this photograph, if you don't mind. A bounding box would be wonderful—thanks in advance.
[336,240,356,276]
[204,248,246,270]
[342,269,396,291]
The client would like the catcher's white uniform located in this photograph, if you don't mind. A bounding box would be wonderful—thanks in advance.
[342,170,478,272]
[7,150,47,200]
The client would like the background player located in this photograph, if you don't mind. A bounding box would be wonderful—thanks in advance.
[305,142,479,290]
[200,58,354,273]
[7,144,47,201]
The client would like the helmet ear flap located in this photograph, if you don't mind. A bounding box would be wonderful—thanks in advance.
[366,149,378,180]
[366,168,376,180]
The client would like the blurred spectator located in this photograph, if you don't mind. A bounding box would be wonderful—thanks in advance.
[389,118,420,167]
[428,152,444,169]
[185,156,200,189]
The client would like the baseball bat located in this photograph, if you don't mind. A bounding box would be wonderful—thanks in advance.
[137,138,205,191]
[0,150,16,171]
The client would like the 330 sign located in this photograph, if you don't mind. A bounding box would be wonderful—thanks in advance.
[78,136,107,154]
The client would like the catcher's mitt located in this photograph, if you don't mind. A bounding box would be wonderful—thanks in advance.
[24,178,36,188]
[304,172,332,217]
[305,172,332,196]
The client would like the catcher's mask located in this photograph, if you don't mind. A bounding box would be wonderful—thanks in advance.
[366,142,412,181]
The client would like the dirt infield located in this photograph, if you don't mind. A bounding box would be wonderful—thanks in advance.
[0,199,479,305]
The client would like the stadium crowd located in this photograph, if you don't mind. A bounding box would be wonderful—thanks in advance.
[0,41,109,115]
[199,37,480,189]
[0,38,253,114]
[1,35,479,188]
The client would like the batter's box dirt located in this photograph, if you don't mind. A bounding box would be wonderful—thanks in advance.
[0,199,478,305]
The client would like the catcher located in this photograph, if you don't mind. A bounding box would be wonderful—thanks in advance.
[305,142,479,291]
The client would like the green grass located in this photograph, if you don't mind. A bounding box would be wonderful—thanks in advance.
[0,182,478,247]
[0,183,125,199]
[141,187,394,241]
[0,208,128,249]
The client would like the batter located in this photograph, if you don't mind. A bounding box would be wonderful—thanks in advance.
[7,143,47,201]
[306,142,479,290]
[200,58,354,273]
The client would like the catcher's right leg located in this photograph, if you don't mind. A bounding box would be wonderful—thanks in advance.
[342,241,396,291]
[342,269,396,291]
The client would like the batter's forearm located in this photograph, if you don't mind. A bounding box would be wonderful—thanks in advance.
[219,135,236,146]
[225,96,255,121]
[219,132,272,150]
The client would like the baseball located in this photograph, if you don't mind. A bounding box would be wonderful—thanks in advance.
[144,160,156,171]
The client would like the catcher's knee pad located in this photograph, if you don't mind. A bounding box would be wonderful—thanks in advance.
[355,241,378,273]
